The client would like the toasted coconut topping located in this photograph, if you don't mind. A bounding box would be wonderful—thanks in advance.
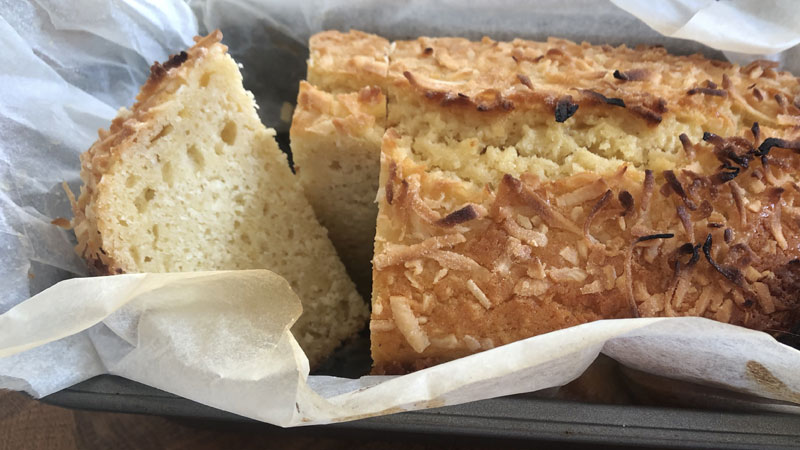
[580,89,626,107]
[613,68,649,81]
[584,189,612,243]
[503,216,547,247]
[548,267,588,282]
[640,170,655,213]
[580,279,604,295]
[559,246,580,265]
[433,268,449,284]
[702,234,744,286]
[430,334,458,349]
[390,296,430,353]
[438,204,480,227]
[729,181,747,227]
[517,73,533,90]
[629,105,664,124]
[751,122,761,144]
[753,281,776,314]
[757,137,800,156]
[676,204,694,242]
[768,188,788,250]
[761,155,780,185]
[715,299,734,323]
[636,233,675,243]
[428,250,484,272]
[149,51,189,81]
[466,279,492,309]
[712,164,740,184]
[386,160,397,204]
[687,87,727,97]
[374,233,466,269]
[721,73,732,89]
[463,335,482,351]
[618,190,634,216]
[696,200,713,220]
[406,176,441,223]
[514,278,551,297]
[554,95,579,123]
[724,228,733,243]
[679,133,695,160]
[557,179,608,207]
[371,319,396,332]
[663,170,697,210]
[626,233,674,317]
[502,174,583,236]
[775,93,787,108]
[702,131,725,147]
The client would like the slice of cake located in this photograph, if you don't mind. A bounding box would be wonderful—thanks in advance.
[291,81,386,292]
[69,31,368,367]
[291,31,390,292]
[371,35,800,374]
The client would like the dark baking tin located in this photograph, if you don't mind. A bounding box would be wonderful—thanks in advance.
[43,375,800,449]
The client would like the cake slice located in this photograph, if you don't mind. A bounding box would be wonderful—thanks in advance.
[291,31,390,293]
[69,31,368,367]
[371,35,800,374]
[291,81,386,292]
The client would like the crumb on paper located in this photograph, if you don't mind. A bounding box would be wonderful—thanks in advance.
[50,217,71,229]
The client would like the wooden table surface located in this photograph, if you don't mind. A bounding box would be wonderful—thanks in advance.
[0,389,554,450]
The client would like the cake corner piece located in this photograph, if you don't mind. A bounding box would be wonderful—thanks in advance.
[71,30,367,368]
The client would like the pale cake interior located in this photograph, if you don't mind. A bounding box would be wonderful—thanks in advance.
[73,34,368,367]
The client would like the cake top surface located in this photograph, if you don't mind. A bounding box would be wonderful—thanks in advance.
[388,35,800,127]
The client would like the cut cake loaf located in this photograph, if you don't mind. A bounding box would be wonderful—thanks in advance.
[70,31,368,367]
[372,36,800,373]
[290,31,800,374]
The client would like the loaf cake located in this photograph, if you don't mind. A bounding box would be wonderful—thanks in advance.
[69,31,368,367]
[368,35,800,373]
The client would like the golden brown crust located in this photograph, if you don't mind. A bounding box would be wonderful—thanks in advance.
[290,81,385,139]
[388,36,800,126]
[70,31,225,274]
[372,127,800,375]
[307,30,390,93]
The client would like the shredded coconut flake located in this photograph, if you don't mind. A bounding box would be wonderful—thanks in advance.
[389,295,430,353]
[548,267,588,282]
[466,279,492,309]
[503,217,547,247]
[753,281,776,314]
[374,233,466,269]
[559,246,580,265]
[370,319,395,332]
[556,179,608,208]
[431,334,459,349]
[463,335,482,351]
[715,299,734,323]
[580,279,603,295]
[433,268,449,284]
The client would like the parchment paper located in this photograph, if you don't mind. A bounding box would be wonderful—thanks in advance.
[1,0,800,427]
